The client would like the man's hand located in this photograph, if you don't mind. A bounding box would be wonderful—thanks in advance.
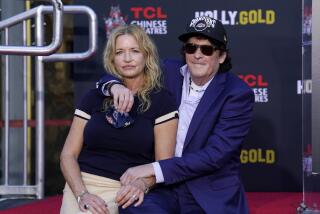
[110,84,134,113]
[120,164,155,185]
[116,179,146,209]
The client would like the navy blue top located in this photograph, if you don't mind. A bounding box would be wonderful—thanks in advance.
[75,88,178,180]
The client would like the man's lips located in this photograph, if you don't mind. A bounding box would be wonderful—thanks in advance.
[191,62,206,66]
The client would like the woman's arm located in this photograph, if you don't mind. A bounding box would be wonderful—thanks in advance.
[60,117,87,197]
[116,118,178,208]
[119,117,178,185]
[154,118,178,160]
[60,116,108,214]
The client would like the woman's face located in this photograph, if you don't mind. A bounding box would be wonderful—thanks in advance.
[114,34,146,80]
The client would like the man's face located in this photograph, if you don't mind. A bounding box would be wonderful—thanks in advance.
[185,37,226,85]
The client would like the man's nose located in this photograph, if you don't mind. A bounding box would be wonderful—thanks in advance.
[194,47,203,58]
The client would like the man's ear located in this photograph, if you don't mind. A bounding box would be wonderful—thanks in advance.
[219,51,227,64]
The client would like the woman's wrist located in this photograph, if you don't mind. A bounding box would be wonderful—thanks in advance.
[129,179,149,194]
[140,178,150,194]
[76,189,89,203]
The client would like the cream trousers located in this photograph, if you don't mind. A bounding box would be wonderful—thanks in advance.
[60,172,121,214]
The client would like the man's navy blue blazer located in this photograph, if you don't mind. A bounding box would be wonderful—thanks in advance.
[159,59,254,213]
[99,59,254,213]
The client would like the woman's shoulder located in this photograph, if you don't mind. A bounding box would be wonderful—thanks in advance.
[149,87,178,124]
[151,87,174,98]
[150,87,175,103]
[81,88,104,100]
[76,88,105,110]
[150,87,177,109]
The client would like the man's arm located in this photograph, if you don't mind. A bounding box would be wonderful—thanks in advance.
[96,74,119,95]
[120,89,254,184]
[96,59,183,113]
[97,74,134,113]
[159,89,254,184]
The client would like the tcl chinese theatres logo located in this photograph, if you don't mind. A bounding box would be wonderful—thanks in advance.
[238,74,269,103]
[130,6,168,35]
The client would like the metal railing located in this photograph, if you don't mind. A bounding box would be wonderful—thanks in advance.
[0,0,97,199]
[0,0,63,56]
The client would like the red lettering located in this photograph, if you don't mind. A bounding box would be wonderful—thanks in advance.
[238,75,244,80]
[257,74,268,87]
[131,7,143,19]
[157,7,167,19]
[144,7,156,19]
[244,74,256,87]
[238,74,268,87]
[131,7,167,19]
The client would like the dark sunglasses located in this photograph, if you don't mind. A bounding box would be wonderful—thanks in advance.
[184,43,218,56]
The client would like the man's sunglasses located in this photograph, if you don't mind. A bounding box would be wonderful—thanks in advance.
[184,43,218,56]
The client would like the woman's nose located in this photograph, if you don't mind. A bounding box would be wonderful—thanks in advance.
[124,52,132,61]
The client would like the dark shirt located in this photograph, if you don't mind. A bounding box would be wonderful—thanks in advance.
[75,88,178,180]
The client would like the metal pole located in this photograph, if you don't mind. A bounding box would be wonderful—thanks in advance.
[0,4,96,199]
[23,20,28,185]
[35,11,45,199]
[43,6,97,62]
[4,27,10,185]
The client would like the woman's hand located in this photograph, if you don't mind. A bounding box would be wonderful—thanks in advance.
[120,164,154,185]
[78,192,109,214]
[116,179,147,209]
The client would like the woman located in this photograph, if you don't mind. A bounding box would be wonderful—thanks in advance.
[60,24,178,214]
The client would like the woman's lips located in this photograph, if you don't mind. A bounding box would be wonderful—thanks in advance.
[122,65,135,70]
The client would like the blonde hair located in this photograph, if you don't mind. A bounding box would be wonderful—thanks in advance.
[103,24,162,112]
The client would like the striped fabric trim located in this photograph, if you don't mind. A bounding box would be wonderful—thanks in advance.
[155,110,179,125]
[74,109,91,120]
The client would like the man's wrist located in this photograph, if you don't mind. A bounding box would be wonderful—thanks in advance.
[101,80,121,96]
[152,162,164,183]
[106,82,123,96]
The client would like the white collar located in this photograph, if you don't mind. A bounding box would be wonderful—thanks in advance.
[180,64,214,93]
[180,65,215,101]
[189,77,211,93]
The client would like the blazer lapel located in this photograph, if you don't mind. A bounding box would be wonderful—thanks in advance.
[183,72,227,150]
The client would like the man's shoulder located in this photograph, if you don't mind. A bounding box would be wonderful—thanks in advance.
[161,59,183,76]
[225,72,252,92]
[162,58,183,69]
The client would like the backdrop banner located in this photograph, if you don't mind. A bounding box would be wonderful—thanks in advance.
[73,0,302,191]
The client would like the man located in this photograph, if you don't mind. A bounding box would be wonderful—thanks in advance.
[99,16,254,213]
